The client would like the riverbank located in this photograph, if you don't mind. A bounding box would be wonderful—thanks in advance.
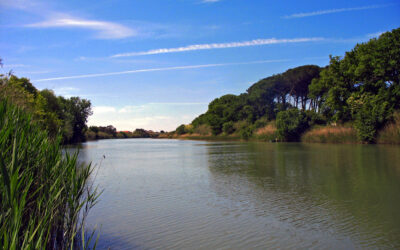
[163,120,400,145]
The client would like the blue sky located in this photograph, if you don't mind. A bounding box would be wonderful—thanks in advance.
[1,0,399,131]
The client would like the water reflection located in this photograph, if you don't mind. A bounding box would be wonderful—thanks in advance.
[74,139,400,249]
[207,142,400,249]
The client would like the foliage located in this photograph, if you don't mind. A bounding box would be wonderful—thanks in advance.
[276,109,309,141]
[377,112,400,144]
[0,100,100,249]
[0,74,92,144]
[239,126,253,140]
[175,124,186,135]
[350,94,391,143]
[308,28,400,142]
[222,121,235,134]
[187,28,400,143]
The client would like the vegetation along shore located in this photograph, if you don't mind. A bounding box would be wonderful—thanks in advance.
[168,28,400,144]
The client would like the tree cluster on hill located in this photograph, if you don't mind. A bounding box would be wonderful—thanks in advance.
[182,28,400,143]
[0,74,92,144]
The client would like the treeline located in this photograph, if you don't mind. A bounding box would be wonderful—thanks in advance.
[0,74,92,144]
[86,126,161,140]
[178,28,400,143]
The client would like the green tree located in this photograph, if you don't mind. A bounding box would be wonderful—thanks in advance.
[276,109,309,141]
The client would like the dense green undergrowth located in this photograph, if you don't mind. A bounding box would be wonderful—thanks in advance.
[0,100,100,249]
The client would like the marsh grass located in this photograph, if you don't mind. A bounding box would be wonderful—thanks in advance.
[377,113,400,144]
[254,123,277,141]
[0,100,100,249]
[301,125,358,144]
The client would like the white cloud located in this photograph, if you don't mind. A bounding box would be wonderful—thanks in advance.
[52,86,79,97]
[92,106,117,114]
[111,37,323,57]
[202,0,222,3]
[3,64,30,68]
[32,59,290,82]
[283,5,390,19]
[88,103,208,131]
[26,14,136,39]
[367,31,384,38]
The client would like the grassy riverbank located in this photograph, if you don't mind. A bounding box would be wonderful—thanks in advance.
[167,120,400,144]
[0,100,100,249]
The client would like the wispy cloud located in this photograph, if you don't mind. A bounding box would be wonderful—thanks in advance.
[26,14,136,39]
[283,4,391,19]
[111,37,323,57]
[202,0,222,3]
[33,59,290,82]
[2,64,30,68]
[52,87,79,97]
[367,31,385,38]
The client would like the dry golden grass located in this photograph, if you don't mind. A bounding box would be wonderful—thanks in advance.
[256,123,276,135]
[302,125,358,143]
[377,113,400,144]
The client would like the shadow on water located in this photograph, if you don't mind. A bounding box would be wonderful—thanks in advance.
[206,142,400,249]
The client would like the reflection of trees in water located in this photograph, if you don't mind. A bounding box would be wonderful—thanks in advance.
[206,142,400,248]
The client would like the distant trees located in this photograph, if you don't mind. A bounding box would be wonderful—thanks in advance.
[189,64,322,138]
[187,28,400,143]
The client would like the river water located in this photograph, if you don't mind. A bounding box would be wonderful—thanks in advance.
[76,139,400,249]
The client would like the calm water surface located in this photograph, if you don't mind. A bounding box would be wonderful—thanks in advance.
[76,139,400,249]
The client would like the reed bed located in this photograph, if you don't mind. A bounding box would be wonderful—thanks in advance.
[377,113,400,144]
[301,125,358,144]
[255,123,277,141]
[0,100,100,249]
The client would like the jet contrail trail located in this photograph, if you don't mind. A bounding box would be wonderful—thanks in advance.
[111,37,324,57]
[33,59,290,82]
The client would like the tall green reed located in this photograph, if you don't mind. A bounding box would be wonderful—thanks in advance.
[0,100,100,249]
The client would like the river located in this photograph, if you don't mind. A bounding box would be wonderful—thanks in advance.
[75,139,400,249]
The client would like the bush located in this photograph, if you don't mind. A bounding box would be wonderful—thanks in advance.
[377,112,400,144]
[239,126,253,140]
[253,117,268,129]
[184,124,194,134]
[175,124,186,135]
[193,124,211,135]
[222,121,235,134]
[276,109,309,141]
[350,94,390,143]
[85,129,97,140]
[0,100,100,249]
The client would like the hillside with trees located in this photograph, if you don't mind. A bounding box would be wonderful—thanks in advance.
[177,28,400,144]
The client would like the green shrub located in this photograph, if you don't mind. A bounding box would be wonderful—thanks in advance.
[175,124,186,135]
[0,100,100,249]
[377,112,400,144]
[193,124,211,135]
[239,126,253,140]
[276,109,309,141]
[350,94,391,143]
[222,121,235,134]
[253,117,268,129]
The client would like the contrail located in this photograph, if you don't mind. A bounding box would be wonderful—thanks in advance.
[283,4,391,19]
[111,37,323,57]
[33,59,290,82]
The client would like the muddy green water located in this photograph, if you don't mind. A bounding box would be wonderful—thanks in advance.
[76,139,400,249]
